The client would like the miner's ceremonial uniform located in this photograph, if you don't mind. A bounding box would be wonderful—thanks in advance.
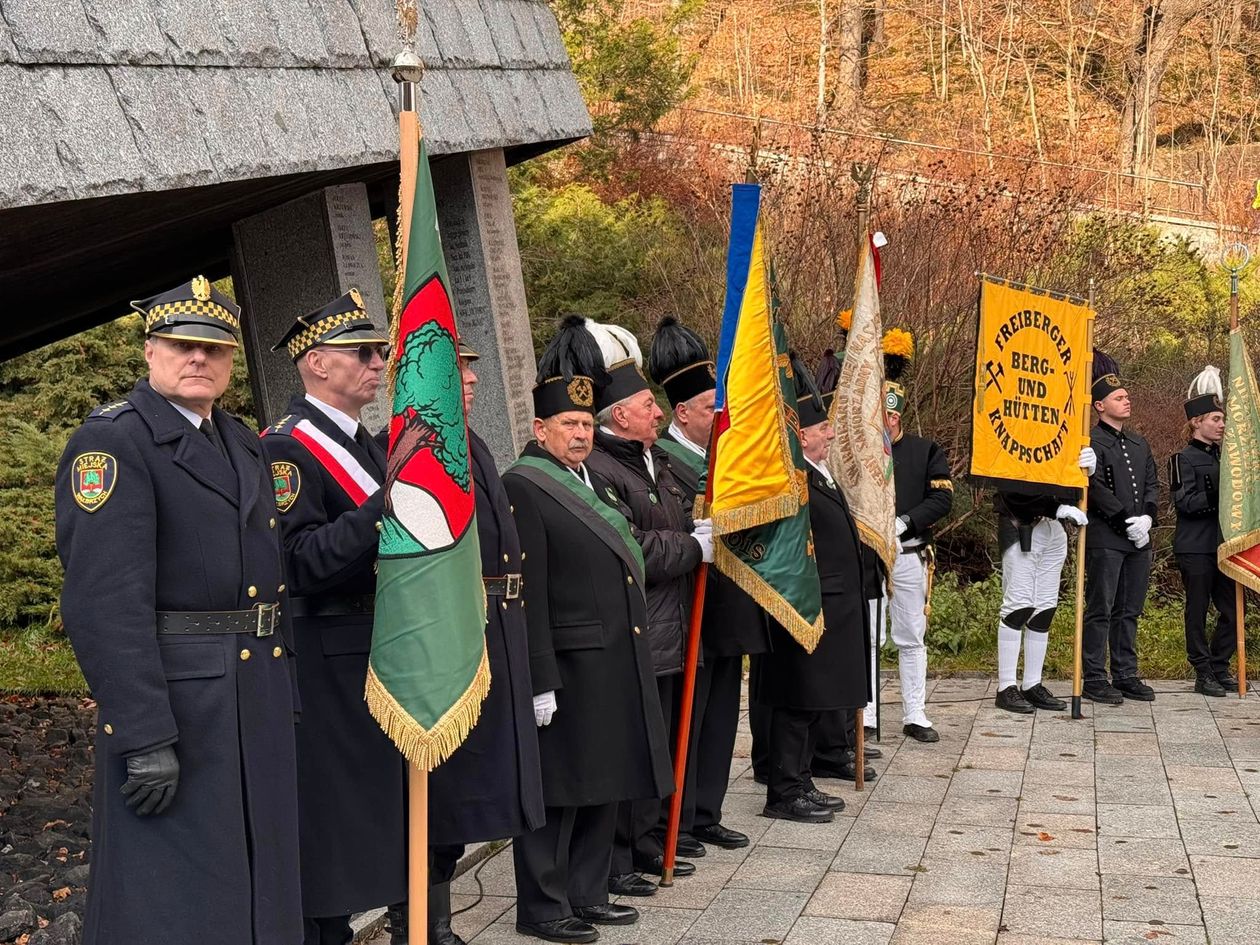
[260,294,406,945]
[55,279,301,945]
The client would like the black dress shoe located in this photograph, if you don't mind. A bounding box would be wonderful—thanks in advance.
[1196,673,1227,697]
[430,919,466,945]
[903,723,940,743]
[763,796,834,823]
[573,904,639,926]
[1114,677,1155,701]
[1021,683,1067,711]
[811,759,876,782]
[515,916,599,944]
[608,873,657,897]
[676,834,706,858]
[1083,680,1123,704]
[995,685,1035,714]
[1217,672,1239,690]
[806,787,846,811]
[632,854,695,877]
[863,745,883,759]
[692,823,750,849]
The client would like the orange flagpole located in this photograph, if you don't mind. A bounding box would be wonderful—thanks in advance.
[1228,251,1248,699]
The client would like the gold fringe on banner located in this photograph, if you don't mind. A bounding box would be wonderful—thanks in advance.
[714,541,824,653]
[364,642,492,772]
[1219,529,1260,595]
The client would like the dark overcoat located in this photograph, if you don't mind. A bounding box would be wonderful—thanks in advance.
[891,432,953,540]
[1171,439,1223,554]
[55,379,301,945]
[658,430,771,658]
[502,443,673,808]
[1086,420,1159,552]
[260,395,406,917]
[752,466,870,710]
[429,430,545,843]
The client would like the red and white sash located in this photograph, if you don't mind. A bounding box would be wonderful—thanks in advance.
[289,419,380,507]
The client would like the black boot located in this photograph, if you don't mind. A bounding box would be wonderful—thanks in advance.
[429,883,466,945]
[386,903,408,945]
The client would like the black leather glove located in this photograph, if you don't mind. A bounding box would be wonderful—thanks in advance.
[121,745,180,816]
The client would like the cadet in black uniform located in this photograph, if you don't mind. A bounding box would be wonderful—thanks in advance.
[260,292,406,945]
[1171,365,1238,697]
[1083,353,1159,704]
[503,319,673,945]
[649,316,761,852]
[55,277,302,945]
[427,341,545,945]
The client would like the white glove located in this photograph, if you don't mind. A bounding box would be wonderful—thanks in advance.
[691,518,713,540]
[1124,514,1152,545]
[895,516,909,537]
[1078,446,1097,476]
[895,535,903,554]
[1134,531,1150,549]
[1055,505,1088,527]
[533,691,557,727]
[693,531,715,563]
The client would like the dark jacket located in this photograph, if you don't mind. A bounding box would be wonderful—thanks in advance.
[892,432,953,543]
[1086,421,1159,552]
[260,395,406,917]
[429,430,545,843]
[994,491,1073,554]
[658,429,772,657]
[751,465,871,710]
[1171,439,1223,555]
[586,430,703,675]
[55,379,301,945]
[502,443,673,808]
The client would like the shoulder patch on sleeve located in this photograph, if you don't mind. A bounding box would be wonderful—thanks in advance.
[87,401,134,422]
[69,452,119,512]
[271,461,300,512]
[929,478,954,492]
[262,414,297,437]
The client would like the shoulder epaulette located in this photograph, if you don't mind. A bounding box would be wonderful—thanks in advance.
[261,414,297,437]
[87,400,134,422]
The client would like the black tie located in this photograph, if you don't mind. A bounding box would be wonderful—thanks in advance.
[355,425,374,452]
[200,419,228,460]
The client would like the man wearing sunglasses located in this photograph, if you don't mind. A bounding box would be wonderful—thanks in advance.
[261,290,406,945]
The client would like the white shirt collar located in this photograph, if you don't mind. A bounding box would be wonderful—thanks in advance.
[667,421,707,458]
[305,393,361,440]
[807,456,835,488]
[570,462,593,490]
[165,399,206,430]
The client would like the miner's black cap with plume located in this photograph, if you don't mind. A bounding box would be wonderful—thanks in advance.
[533,315,609,417]
[790,349,831,427]
[648,315,716,408]
[1091,350,1124,402]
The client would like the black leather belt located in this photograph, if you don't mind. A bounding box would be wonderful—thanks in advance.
[288,594,375,619]
[484,574,522,599]
[900,544,928,556]
[157,603,280,638]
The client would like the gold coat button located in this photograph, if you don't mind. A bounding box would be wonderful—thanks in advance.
[103,723,113,735]
[503,553,510,563]
[248,586,258,599]
[278,584,286,593]
[521,552,526,561]
[510,504,515,513]
[273,646,283,658]
[240,649,251,661]
[269,518,276,529]
[626,576,634,585]
[633,626,642,634]
[376,521,383,532]
[501,601,508,610]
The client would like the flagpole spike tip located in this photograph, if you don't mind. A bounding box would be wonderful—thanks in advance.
[392,47,424,85]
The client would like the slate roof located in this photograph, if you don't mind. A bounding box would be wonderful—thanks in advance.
[0,0,592,210]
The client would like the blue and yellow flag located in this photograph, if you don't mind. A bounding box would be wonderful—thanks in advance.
[706,183,824,652]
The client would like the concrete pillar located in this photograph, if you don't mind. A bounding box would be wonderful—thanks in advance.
[432,148,537,468]
[230,183,390,429]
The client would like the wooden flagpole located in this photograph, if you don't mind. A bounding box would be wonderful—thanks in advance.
[1227,246,1249,698]
[1070,280,1096,720]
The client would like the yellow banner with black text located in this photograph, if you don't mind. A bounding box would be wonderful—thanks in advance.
[970,276,1092,494]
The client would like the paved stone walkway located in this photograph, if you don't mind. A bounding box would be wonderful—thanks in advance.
[382,677,1260,945]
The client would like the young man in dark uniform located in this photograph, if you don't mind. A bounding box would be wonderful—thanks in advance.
[503,318,673,945]
[1082,354,1159,704]
[649,316,761,851]
[260,291,406,945]
[426,341,546,945]
[56,277,302,945]
[1171,365,1238,697]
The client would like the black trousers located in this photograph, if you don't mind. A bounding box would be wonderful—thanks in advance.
[429,843,464,926]
[1083,545,1152,684]
[303,916,351,945]
[1178,553,1239,677]
[692,653,742,829]
[749,696,770,781]
[811,708,856,773]
[766,706,819,805]
[513,804,617,924]
[610,671,700,873]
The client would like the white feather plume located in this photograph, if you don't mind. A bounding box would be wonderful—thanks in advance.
[583,318,644,369]
[1187,364,1223,401]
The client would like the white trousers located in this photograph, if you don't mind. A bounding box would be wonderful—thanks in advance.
[1000,519,1068,623]
[889,550,931,728]
[864,595,887,721]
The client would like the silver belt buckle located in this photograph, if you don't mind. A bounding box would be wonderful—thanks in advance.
[254,602,279,637]
[505,574,522,600]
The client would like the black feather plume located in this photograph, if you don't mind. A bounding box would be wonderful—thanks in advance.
[536,314,610,386]
[648,315,711,385]
[1092,349,1119,382]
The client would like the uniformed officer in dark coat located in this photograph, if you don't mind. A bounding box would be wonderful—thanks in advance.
[55,277,302,945]
[426,341,545,945]
[751,364,869,823]
[1171,365,1238,697]
[649,315,762,851]
[1083,354,1159,704]
[258,291,405,945]
[580,318,712,887]
[503,318,673,945]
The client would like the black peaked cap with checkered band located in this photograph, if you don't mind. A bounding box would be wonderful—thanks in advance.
[272,288,389,361]
[134,275,242,347]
